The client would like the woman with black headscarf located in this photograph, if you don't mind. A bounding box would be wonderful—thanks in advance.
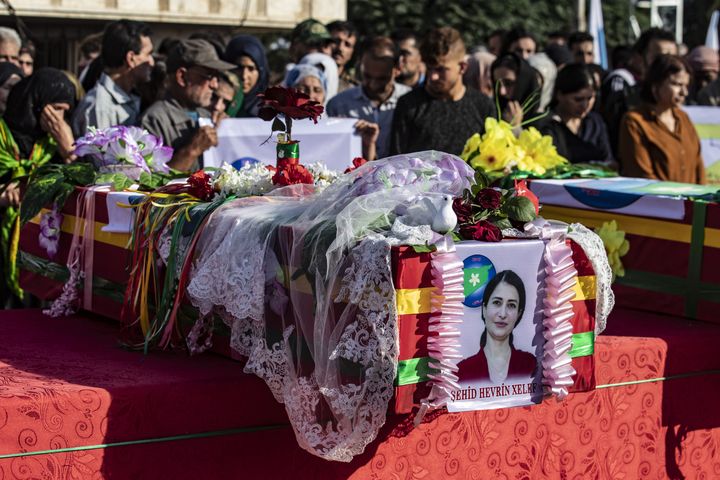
[491,53,542,128]
[0,67,77,301]
[224,35,269,117]
[3,67,78,164]
[0,63,23,117]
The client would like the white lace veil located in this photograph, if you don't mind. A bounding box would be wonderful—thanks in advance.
[185,151,474,461]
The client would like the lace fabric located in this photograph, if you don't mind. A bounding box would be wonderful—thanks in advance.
[183,152,474,461]
[568,223,615,334]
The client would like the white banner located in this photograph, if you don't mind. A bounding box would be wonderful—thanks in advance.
[202,117,362,172]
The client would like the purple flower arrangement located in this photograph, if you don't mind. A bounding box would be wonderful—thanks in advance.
[38,207,62,258]
[74,126,172,177]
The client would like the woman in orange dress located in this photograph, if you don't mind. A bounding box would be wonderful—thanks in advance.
[618,54,706,184]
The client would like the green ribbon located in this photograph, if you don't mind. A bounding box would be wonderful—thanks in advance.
[276,142,300,160]
[568,331,595,358]
[395,357,437,386]
[397,332,595,387]
[686,201,707,318]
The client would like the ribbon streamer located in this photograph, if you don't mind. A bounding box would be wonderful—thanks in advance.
[415,235,464,425]
[540,230,579,400]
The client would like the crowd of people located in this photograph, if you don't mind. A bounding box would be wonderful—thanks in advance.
[0,17,717,199]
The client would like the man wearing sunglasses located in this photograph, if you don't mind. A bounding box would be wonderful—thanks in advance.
[141,39,234,172]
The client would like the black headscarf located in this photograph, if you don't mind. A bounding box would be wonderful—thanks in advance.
[491,53,542,115]
[0,63,22,87]
[224,35,269,117]
[4,68,76,158]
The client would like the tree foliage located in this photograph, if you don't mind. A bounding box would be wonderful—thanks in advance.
[348,0,715,51]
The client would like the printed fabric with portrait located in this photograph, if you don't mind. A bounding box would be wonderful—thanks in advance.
[448,240,545,412]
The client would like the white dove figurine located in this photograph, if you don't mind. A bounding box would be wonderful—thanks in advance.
[401,194,457,234]
[431,194,457,234]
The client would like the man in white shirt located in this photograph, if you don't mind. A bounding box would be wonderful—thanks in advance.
[72,20,154,136]
[326,36,410,160]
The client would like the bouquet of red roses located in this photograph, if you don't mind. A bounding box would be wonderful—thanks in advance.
[453,176,539,242]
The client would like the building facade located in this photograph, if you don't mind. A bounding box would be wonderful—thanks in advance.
[1,0,346,71]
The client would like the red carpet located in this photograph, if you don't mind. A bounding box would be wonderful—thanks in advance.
[0,308,719,479]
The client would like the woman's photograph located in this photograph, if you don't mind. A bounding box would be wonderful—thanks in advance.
[456,270,538,385]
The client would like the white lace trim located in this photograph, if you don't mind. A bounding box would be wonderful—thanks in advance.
[568,223,615,335]
[187,234,397,462]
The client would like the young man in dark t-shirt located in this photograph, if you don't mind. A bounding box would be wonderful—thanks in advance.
[389,27,495,156]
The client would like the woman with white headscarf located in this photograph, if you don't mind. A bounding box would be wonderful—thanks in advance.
[285,64,328,105]
[528,52,557,112]
[463,51,496,98]
[296,52,338,102]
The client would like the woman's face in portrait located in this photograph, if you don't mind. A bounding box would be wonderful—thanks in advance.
[483,281,521,342]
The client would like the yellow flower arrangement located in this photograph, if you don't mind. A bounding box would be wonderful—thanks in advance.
[460,118,568,176]
[595,220,630,281]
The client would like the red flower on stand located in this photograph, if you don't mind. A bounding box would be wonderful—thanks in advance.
[257,86,324,186]
[257,87,324,124]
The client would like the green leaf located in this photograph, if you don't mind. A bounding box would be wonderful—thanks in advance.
[19,172,64,224]
[112,175,133,191]
[271,117,286,132]
[451,231,462,243]
[493,218,513,230]
[474,169,489,190]
[411,244,435,253]
[502,196,537,223]
[95,172,133,191]
[54,182,75,210]
[62,162,96,186]
[138,171,171,190]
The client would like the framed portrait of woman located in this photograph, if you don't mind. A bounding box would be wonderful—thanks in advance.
[448,240,546,412]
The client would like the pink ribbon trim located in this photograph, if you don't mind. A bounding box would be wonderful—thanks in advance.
[415,235,464,426]
[541,234,578,401]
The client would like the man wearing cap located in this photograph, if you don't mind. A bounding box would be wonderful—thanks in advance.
[140,39,234,172]
[72,20,154,136]
[289,18,336,64]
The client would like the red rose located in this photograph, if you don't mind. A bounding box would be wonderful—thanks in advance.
[475,188,502,210]
[272,164,314,186]
[452,197,473,223]
[459,220,503,242]
[344,156,368,173]
[258,86,324,123]
[514,179,540,215]
[187,170,214,201]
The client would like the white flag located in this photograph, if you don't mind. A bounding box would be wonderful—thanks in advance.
[589,0,608,69]
[706,10,719,50]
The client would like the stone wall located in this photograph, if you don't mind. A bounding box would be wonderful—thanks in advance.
[7,0,345,28]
